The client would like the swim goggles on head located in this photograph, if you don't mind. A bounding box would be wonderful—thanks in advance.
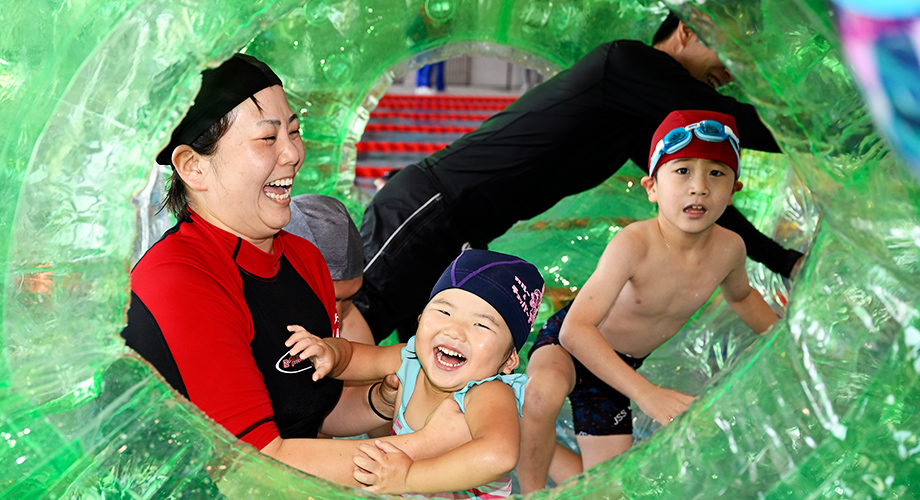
[649,119,740,175]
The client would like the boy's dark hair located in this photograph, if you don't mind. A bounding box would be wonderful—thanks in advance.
[651,12,680,46]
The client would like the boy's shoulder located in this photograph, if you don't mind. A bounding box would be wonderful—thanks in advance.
[612,219,659,247]
[710,222,746,250]
[706,223,748,271]
[612,218,746,269]
[596,220,660,269]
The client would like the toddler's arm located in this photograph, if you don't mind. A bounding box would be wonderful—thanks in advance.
[285,325,403,381]
[354,380,520,495]
[559,229,694,426]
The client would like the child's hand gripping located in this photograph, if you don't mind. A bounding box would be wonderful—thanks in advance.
[284,325,337,382]
[635,385,696,426]
[353,440,413,494]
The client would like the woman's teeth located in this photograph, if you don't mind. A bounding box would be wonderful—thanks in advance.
[265,191,290,201]
[264,178,293,201]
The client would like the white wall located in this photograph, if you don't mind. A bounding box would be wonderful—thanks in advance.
[469,56,521,89]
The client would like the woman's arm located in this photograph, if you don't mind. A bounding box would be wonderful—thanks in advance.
[318,374,398,437]
[716,205,804,278]
[353,381,520,495]
[260,396,472,484]
[128,259,285,448]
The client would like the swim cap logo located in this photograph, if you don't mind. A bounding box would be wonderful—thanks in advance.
[512,276,543,327]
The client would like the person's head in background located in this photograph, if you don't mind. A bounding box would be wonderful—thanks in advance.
[157,53,303,253]
[652,11,733,90]
[285,194,371,342]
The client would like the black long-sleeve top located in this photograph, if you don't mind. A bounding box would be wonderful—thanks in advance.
[418,40,800,276]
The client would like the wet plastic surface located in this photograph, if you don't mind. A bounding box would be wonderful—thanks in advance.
[2,1,918,498]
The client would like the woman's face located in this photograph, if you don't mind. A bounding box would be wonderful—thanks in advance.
[193,85,304,251]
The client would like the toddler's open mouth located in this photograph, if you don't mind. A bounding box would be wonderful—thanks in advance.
[435,345,467,369]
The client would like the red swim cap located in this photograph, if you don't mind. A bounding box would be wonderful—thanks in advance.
[648,110,740,177]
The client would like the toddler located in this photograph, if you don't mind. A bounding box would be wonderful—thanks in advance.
[287,249,544,498]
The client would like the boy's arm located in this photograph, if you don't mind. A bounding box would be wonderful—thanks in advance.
[354,381,520,495]
[340,306,375,344]
[559,230,694,425]
[720,243,780,334]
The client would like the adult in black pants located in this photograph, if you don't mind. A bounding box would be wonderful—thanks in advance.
[357,13,803,344]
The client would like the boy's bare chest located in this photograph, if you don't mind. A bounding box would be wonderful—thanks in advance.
[635,261,723,314]
[600,260,727,357]
[613,253,730,327]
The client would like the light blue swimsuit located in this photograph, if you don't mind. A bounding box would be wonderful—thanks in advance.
[392,336,527,499]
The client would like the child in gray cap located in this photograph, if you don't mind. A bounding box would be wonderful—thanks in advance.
[285,194,372,344]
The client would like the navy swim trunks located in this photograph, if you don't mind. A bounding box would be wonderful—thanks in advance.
[529,302,646,436]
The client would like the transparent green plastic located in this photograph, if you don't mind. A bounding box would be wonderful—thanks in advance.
[2,0,918,498]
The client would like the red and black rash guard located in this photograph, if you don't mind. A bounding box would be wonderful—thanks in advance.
[121,211,342,449]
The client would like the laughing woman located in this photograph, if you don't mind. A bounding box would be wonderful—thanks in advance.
[120,54,431,471]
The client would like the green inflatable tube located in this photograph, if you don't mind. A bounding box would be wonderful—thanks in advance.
[2,0,919,497]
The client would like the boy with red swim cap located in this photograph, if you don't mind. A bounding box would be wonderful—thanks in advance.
[519,109,779,490]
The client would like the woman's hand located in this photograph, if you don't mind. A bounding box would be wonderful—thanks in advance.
[353,440,413,494]
[285,325,336,381]
[372,373,400,419]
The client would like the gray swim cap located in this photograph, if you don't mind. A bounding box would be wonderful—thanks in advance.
[285,194,364,281]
